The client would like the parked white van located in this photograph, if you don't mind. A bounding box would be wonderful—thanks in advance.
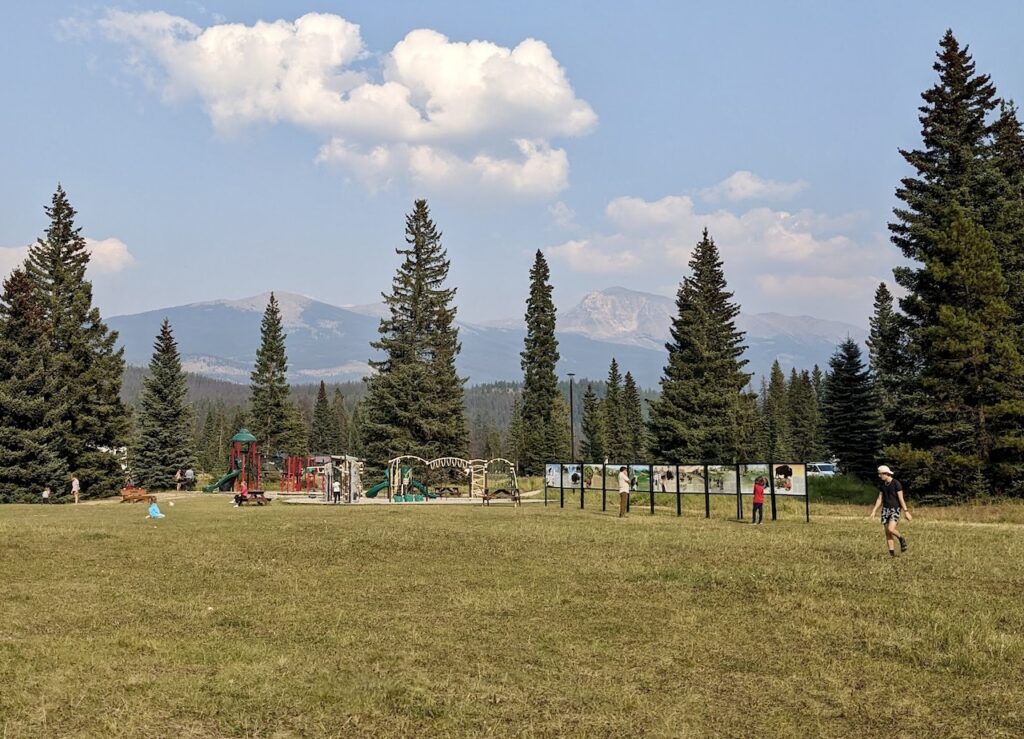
[807,462,837,477]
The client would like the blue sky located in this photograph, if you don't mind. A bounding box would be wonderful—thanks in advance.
[2,1,1022,324]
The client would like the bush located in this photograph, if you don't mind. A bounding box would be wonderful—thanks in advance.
[808,475,878,505]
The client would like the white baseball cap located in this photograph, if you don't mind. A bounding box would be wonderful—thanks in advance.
[877,465,893,475]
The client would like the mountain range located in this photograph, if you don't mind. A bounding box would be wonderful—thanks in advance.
[108,288,867,388]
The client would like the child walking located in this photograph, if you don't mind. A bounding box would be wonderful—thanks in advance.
[751,476,766,525]
[869,465,912,556]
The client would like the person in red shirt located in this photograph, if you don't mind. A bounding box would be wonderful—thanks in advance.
[751,476,766,525]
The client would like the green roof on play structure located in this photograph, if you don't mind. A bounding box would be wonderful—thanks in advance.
[230,428,257,443]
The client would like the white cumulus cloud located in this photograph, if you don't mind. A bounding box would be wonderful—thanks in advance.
[700,170,807,203]
[91,11,596,198]
[0,238,135,278]
[547,178,897,321]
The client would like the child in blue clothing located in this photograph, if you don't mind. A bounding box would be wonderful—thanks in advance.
[147,501,165,519]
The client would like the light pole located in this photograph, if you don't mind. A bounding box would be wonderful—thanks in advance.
[567,373,576,462]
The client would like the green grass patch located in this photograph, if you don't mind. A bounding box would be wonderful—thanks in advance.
[1,496,1023,737]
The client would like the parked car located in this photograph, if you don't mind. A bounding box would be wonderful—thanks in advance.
[807,462,837,477]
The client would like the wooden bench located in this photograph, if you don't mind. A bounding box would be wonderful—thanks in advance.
[120,488,156,504]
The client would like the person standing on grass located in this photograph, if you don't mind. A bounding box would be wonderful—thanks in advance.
[751,476,766,525]
[332,478,342,504]
[71,475,80,504]
[175,468,183,492]
[41,486,51,503]
[618,465,630,517]
[869,465,912,556]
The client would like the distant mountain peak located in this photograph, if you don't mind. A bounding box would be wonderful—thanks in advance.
[188,291,315,327]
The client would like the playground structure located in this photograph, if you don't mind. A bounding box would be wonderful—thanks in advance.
[280,454,364,502]
[364,456,519,502]
[203,428,263,494]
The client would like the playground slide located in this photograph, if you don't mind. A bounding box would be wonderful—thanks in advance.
[411,480,434,498]
[202,469,240,493]
[364,479,433,499]
[364,480,389,498]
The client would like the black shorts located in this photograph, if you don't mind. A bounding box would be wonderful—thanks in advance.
[881,507,901,524]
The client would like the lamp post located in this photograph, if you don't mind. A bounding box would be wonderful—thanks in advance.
[567,372,576,462]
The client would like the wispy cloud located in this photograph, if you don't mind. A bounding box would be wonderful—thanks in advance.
[700,170,806,203]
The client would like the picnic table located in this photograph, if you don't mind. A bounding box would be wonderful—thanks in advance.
[120,488,156,504]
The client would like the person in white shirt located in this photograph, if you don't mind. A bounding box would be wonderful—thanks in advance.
[617,466,630,518]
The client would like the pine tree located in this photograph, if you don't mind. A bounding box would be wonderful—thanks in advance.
[648,229,749,462]
[890,208,1024,499]
[602,359,627,460]
[347,401,364,458]
[822,340,881,480]
[891,30,1000,324]
[811,365,824,401]
[362,200,467,464]
[23,186,128,498]
[734,390,760,461]
[762,361,793,461]
[331,388,349,452]
[506,398,525,469]
[249,293,292,456]
[989,101,1024,333]
[788,369,823,462]
[133,319,194,489]
[0,269,68,502]
[866,283,909,447]
[310,381,339,454]
[580,383,606,462]
[278,402,309,456]
[886,33,1024,499]
[622,371,648,460]
[519,250,562,474]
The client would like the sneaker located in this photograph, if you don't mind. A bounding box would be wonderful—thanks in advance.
[899,536,908,552]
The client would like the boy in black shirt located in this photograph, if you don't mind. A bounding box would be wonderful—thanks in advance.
[868,465,912,556]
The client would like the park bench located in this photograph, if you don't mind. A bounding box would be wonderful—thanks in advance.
[120,488,156,504]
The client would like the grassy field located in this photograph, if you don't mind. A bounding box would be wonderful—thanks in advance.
[2,496,1023,738]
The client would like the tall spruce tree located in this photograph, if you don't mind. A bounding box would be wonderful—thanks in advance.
[648,229,749,462]
[310,381,339,454]
[0,269,68,502]
[788,369,823,462]
[23,186,128,498]
[887,32,1024,498]
[133,319,194,489]
[249,293,292,455]
[580,383,606,462]
[362,200,467,464]
[622,371,648,460]
[891,208,1024,499]
[762,361,793,462]
[989,101,1024,333]
[866,283,907,447]
[891,30,1000,321]
[519,250,563,473]
[822,340,881,480]
[602,359,628,460]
